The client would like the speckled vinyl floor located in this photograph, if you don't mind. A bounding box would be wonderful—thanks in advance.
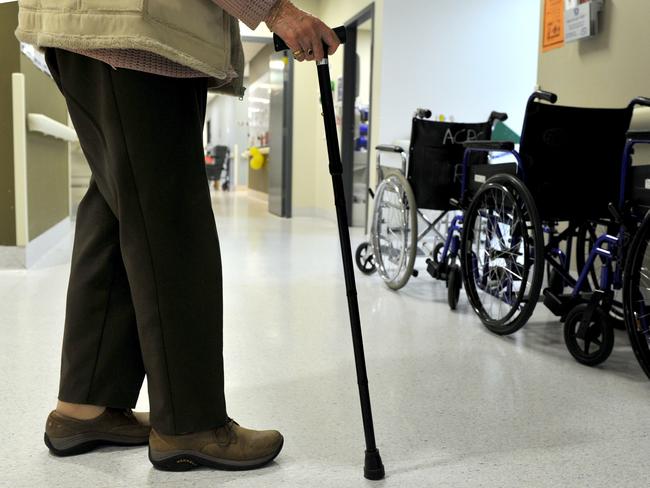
[1,191,650,488]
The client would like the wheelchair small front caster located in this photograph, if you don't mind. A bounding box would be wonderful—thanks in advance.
[447,265,462,310]
[563,304,614,366]
[432,243,445,265]
[355,242,377,275]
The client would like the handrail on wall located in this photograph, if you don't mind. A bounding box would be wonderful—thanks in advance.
[27,113,78,142]
[11,72,79,248]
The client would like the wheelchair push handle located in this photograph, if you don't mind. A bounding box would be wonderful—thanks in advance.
[489,111,508,124]
[273,26,347,52]
[629,96,650,109]
[626,130,650,141]
[531,90,558,104]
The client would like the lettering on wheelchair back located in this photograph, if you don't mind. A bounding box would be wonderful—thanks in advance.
[408,118,493,210]
[442,128,485,145]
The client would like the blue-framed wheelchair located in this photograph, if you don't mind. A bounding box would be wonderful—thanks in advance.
[621,131,650,376]
[546,117,650,366]
[355,108,507,309]
[457,90,650,365]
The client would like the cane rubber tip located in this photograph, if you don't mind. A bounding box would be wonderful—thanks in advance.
[364,449,385,480]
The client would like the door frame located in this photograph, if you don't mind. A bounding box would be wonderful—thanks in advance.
[341,4,375,227]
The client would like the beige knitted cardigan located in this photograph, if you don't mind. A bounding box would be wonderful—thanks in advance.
[72,0,276,79]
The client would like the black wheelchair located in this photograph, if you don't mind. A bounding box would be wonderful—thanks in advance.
[355,108,506,309]
[458,91,650,360]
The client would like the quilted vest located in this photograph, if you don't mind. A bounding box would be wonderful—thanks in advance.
[15,0,245,96]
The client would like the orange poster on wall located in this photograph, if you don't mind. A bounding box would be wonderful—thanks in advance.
[542,0,565,52]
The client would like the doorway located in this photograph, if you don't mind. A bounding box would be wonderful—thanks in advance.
[205,37,294,218]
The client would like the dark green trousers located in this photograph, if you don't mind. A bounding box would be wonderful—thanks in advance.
[46,48,228,435]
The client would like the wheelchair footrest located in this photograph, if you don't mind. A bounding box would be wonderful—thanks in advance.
[426,259,445,281]
[543,288,583,319]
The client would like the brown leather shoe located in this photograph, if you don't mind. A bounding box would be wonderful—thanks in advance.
[148,419,283,471]
[44,408,150,456]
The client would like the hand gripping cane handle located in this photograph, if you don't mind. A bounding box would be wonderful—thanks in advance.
[273,26,347,52]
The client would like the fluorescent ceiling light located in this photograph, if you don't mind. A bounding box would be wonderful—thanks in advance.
[249,97,270,104]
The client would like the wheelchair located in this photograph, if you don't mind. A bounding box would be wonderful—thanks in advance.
[205,145,231,191]
[620,131,650,377]
[355,108,507,309]
[458,90,650,366]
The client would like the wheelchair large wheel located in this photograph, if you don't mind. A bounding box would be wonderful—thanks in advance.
[623,213,650,380]
[460,174,544,335]
[370,171,417,290]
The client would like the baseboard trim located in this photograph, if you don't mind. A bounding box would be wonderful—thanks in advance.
[0,218,73,269]
[292,206,337,222]
[246,189,268,204]
[0,246,25,268]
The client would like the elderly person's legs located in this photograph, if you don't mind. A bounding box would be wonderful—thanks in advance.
[46,47,227,433]
[44,49,282,468]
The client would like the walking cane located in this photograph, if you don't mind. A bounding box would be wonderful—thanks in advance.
[273,27,385,481]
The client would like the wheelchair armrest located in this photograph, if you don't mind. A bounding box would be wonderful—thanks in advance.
[627,131,650,142]
[376,144,405,153]
[463,140,515,151]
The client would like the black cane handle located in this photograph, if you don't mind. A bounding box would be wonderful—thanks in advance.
[273,26,347,52]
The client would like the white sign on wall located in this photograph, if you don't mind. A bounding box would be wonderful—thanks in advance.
[565,0,603,43]
[565,4,591,42]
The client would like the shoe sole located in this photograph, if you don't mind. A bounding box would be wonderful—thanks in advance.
[44,432,149,457]
[148,437,284,472]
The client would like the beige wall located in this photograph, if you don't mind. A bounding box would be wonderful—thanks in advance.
[0,1,19,245]
[1,1,69,246]
[538,0,650,110]
[249,162,269,193]
[249,42,274,84]
[289,0,323,216]
[21,55,70,240]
